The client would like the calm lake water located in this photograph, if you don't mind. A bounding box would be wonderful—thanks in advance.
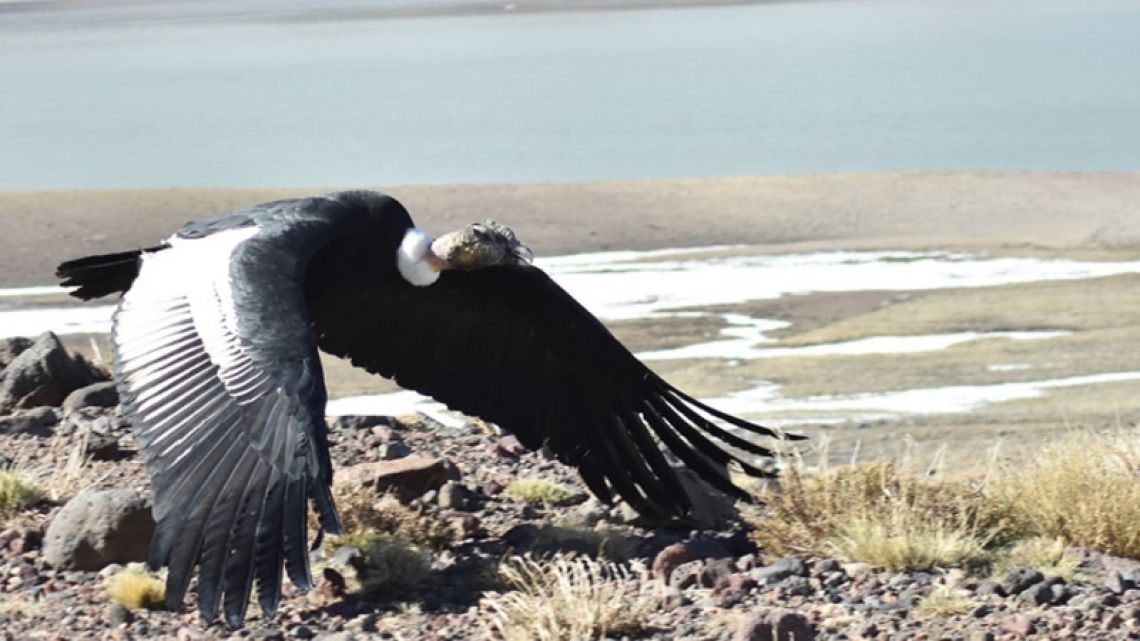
[1,0,1138,189]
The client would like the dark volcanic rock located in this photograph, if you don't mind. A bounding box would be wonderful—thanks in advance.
[43,489,155,570]
[0,406,59,436]
[0,336,34,370]
[1002,566,1045,597]
[0,332,108,413]
[61,382,119,416]
[330,415,397,431]
[734,609,815,641]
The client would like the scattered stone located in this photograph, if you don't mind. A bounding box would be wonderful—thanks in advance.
[0,406,59,436]
[1002,566,1045,597]
[43,489,155,570]
[377,441,412,460]
[1002,616,1035,636]
[0,332,107,412]
[753,556,808,585]
[61,382,119,416]
[0,336,33,370]
[436,481,472,510]
[493,435,526,458]
[175,627,209,641]
[814,558,841,574]
[336,456,459,501]
[779,576,814,597]
[975,580,1006,597]
[734,609,815,641]
[330,415,396,431]
[698,557,736,589]
[104,603,133,626]
[1106,570,1133,595]
[1020,582,1055,606]
[669,560,704,590]
[651,540,731,580]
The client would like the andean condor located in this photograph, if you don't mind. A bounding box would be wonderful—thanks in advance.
[55,190,802,627]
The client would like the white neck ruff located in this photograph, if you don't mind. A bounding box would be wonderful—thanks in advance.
[397,227,441,287]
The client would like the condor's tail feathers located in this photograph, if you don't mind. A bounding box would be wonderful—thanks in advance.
[56,245,165,300]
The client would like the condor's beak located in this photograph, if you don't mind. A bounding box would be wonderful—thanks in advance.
[425,241,450,272]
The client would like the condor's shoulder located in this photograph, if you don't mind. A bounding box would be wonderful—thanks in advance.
[172,191,407,243]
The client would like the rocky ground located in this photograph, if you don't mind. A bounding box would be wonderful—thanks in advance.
[4,332,1140,640]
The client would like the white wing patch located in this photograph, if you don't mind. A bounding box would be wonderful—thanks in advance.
[115,225,273,470]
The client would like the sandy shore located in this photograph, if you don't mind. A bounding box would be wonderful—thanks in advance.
[2,171,1139,288]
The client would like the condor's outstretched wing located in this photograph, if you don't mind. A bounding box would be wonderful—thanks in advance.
[107,199,349,627]
[308,264,802,519]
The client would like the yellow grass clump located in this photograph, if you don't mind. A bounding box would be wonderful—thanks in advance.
[913,584,973,618]
[478,554,667,641]
[505,479,582,506]
[990,537,1080,583]
[0,469,43,518]
[746,461,1013,572]
[106,566,166,610]
[994,429,1140,559]
[342,532,432,593]
[321,488,456,550]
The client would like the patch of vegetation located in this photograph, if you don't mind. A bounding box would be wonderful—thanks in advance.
[477,554,666,641]
[0,469,43,519]
[322,488,456,550]
[343,532,432,593]
[505,479,583,506]
[990,537,1080,583]
[914,585,973,618]
[995,429,1140,559]
[745,461,1015,572]
[105,565,166,610]
[829,517,991,573]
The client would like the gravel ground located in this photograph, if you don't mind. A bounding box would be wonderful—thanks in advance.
[5,396,1140,641]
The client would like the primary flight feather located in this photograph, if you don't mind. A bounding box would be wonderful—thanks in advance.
[56,190,802,627]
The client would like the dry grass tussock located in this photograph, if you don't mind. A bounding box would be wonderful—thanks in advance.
[994,428,1140,559]
[345,534,432,592]
[44,427,104,502]
[505,479,583,506]
[105,565,166,610]
[322,488,456,550]
[748,428,1140,575]
[913,584,973,618]
[477,553,667,641]
[746,456,1015,572]
[0,469,43,519]
[990,537,1080,583]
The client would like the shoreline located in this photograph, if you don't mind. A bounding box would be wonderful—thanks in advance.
[3,171,1139,288]
[0,0,798,31]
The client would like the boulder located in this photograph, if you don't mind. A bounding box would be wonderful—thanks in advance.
[0,336,34,370]
[0,332,108,413]
[336,456,459,501]
[1001,566,1045,597]
[0,406,60,436]
[43,489,155,570]
[61,381,119,416]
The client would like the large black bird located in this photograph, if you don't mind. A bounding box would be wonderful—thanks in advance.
[56,191,800,627]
